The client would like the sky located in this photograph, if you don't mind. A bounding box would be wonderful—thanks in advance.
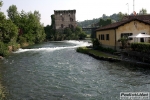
[1,0,150,26]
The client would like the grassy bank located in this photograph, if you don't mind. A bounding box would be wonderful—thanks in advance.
[76,47,119,61]
[0,70,6,100]
[0,83,5,100]
[0,42,32,100]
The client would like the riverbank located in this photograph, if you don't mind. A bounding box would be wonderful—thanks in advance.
[1,41,150,99]
[0,80,5,100]
[0,42,31,100]
[76,47,120,62]
[76,47,150,67]
[0,62,6,100]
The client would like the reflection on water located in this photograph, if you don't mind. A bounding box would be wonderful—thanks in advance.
[1,41,150,100]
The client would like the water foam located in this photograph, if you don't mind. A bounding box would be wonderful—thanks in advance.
[14,40,91,53]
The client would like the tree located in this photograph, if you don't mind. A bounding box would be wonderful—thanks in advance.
[118,36,129,49]
[92,38,100,49]
[34,10,41,21]
[79,31,86,40]
[139,8,147,15]
[118,12,124,21]
[0,0,2,8]
[7,5,19,23]
[0,5,18,43]
[99,18,112,27]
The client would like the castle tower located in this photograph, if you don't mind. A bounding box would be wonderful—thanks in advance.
[54,10,77,29]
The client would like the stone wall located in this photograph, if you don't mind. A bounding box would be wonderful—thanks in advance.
[54,10,77,29]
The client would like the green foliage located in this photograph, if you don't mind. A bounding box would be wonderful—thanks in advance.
[7,5,18,23]
[7,5,46,44]
[91,38,100,49]
[44,17,86,41]
[78,32,86,40]
[139,8,147,15]
[77,12,128,28]
[76,47,88,54]
[118,12,127,21]
[97,46,117,54]
[118,36,129,49]
[0,1,46,57]
[0,42,9,57]
[131,43,150,53]
[0,11,18,44]
[18,36,26,44]
[91,38,116,54]
[77,47,117,58]
[0,0,3,7]
[99,18,112,27]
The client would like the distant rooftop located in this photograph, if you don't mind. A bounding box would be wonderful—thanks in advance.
[96,15,150,31]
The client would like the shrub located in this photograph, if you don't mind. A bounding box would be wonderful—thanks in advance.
[18,36,27,45]
[76,47,88,54]
[98,46,117,54]
[131,43,150,53]
[91,38,101,49]
[0,42,9,57]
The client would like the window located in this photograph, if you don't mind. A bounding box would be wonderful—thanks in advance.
[121,33,133,40]
[101,34,105,40]
[106,34,109,40]
[69,24,73,28]
[70,18,73,22]
[61,24,64,28]
[99,35,101,40]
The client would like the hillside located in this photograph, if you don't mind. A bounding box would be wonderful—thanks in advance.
[77,12,126,28]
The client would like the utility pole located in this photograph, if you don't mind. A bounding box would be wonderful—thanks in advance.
[133,0,135,12]
[126,3,129,15]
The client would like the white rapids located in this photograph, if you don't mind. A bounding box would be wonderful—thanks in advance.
[14,40,92,53]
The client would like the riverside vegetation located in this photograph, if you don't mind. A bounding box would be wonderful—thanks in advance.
[0,0,86,99]
[0,1,45,57]
[0,0,44,99]
[77,38,119,62]
[0,1,86,57]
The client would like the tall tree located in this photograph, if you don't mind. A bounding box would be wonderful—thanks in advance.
[0,3,18,43]
[118,12,124,21]
[139,8,147,15]
[7,5,19,23]
[0,0,2,8]
[34,10,41,21]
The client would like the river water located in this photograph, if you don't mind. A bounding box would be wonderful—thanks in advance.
[0,40,150,100]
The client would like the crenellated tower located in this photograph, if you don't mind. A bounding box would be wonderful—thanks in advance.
[54,10,77,30]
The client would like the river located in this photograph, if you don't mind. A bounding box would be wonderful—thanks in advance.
[0,40,150,100]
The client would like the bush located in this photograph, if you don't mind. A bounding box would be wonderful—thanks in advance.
[76,47,88,54]
[131,43,150,53]
[98,46,117,54]
[0,42,9,57]
[91,38,100,49]
[18,36,27,44]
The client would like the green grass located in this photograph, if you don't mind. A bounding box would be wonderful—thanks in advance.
[77,47,118,58]
[0,74,6,100]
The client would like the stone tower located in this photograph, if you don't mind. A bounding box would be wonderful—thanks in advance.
[54,10,77,29]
